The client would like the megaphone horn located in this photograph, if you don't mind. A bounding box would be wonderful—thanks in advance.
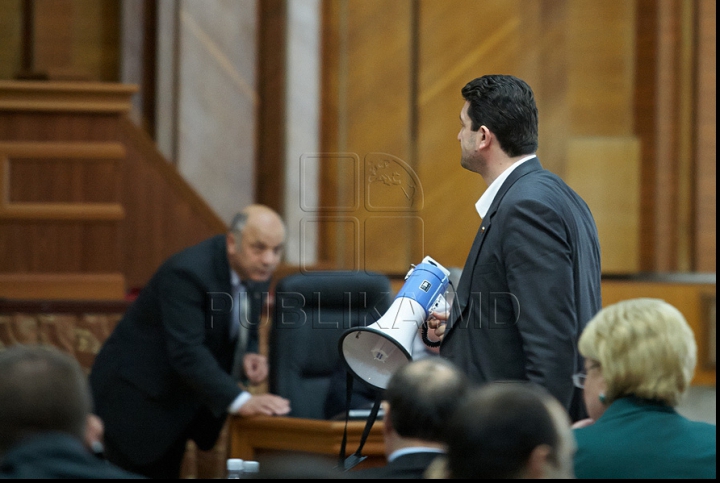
[338,256,450,390]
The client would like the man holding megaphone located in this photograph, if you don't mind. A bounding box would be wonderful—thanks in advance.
[429,75,602,422]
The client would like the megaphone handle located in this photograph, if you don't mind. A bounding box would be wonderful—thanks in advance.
[338,371,354,467]
[338,387,383,472]
[421,321,441,348]
[351,393,383,462]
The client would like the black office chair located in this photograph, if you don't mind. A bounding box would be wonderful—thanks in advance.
[268,270,392,419]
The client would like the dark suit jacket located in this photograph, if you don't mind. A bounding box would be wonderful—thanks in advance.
[350,451,442,479]
[0,433,143,479]
[440,158,601,418]
[574,396,717,479]
[89,235,269,465]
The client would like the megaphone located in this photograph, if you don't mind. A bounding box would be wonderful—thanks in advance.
[338,256,450,390]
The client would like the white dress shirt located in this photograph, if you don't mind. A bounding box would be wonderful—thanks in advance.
[475,154,536,218]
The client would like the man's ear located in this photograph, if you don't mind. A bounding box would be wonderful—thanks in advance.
[525,444,552,479]
[476,125,491,150]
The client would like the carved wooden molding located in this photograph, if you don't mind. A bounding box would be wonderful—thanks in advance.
[0,298,130,314]
[0,273,126,300]
[0,81,138,113]
[0,203,124,220]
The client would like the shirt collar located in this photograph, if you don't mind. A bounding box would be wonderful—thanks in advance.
[387,446,445,462]
[475,154,536,218]
[230,269,242,289]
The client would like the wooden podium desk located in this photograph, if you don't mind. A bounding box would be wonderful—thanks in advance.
[228,416,385,470]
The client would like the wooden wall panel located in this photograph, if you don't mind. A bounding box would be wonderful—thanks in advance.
[0,0,22,80]
[348,0,415,274]
[567,0,636,137]
[0,0,120,81]
[634,0,705,273]
[566,137,641,273]
[416,0,520,269]
[0,110,125,277]
[321,0,713,278]
[694,0,716,273]
[72,0,120,81]
[602,279,716,386]
[635,0,660,271]
[653,0,682,271]
[531,0,569,177]
[33,0,75,75]
[255,0,286,214]
[320,0,415,273]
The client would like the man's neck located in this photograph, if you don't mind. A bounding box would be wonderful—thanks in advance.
[482,153,530,186]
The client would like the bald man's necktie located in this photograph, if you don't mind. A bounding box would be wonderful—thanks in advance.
[230,283,249,380]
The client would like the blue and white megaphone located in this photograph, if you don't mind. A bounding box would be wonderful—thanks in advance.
[338,256,451,390]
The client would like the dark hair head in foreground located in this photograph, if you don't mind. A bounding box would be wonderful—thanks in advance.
[445,382,575,479]
[0,345,92,456]
[385,357,470,443]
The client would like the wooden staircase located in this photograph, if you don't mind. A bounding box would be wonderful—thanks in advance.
[0,81,226,299]
[0,80,233,478]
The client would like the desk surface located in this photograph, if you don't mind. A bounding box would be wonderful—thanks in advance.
[228,415,385,470]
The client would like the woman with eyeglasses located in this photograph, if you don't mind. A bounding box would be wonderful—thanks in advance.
[571,298,716,479]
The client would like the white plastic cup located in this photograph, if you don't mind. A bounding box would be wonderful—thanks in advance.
[242,461,259,475]
[227,458,244,479]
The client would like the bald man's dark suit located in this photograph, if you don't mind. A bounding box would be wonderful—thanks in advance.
[89,235,268,474]
[440,158,601,419]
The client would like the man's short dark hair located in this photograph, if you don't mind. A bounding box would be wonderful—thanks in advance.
[384,358,469,442]
[445,382,560,479]
[461,75,539,157]
[0,345,91,455]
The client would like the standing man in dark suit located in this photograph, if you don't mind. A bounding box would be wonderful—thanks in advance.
[429,75,601,420]
[350,358,470,479]
[89,205,290,478]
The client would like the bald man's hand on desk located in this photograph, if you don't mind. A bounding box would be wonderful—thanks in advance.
[238,394,291,417]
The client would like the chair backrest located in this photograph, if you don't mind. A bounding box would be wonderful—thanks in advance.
[269,271,392,419]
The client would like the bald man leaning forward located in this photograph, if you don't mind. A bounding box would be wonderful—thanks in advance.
[90,205,290,478]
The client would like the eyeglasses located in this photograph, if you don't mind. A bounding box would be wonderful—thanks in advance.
[573,361,601,389]
[572,372,587,389]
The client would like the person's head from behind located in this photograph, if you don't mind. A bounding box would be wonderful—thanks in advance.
[458,75,538,172]
[383,358,469,453]
[0,345,92,456]
[226,204,286,283]
[578,298,697,421]
[445,382,575,479]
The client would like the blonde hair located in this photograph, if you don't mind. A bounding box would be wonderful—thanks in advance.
[578,298,697,406]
